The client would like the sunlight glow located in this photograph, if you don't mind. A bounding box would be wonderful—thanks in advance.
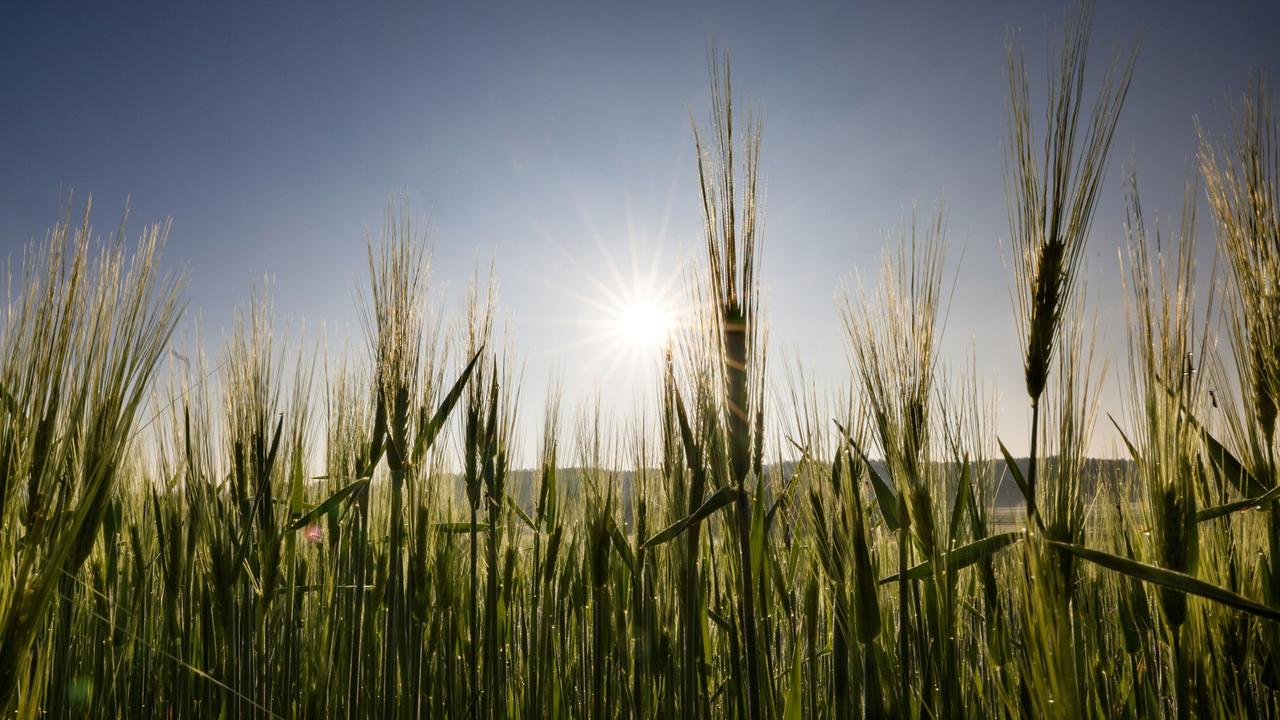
[618,297,672,351]
[533,223,688,394]
[528,169,691,397]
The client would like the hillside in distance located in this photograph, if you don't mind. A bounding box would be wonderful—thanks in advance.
[493,457,1137,525]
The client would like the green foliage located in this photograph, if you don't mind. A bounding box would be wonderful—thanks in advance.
[5,6,1280,719]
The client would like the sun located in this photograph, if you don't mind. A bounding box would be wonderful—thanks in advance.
[530,177,691,391]
[617,296,672,351]
[535,234,686,391]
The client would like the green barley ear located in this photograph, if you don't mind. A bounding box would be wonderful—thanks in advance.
[1007,0,1136,400]
[844,450,883,646]
[1039,297,1103,600]
[841,204,947,714]
[0,200,183,711]
[1123,176,1207,580]
[588,495,613,589]
[1123,174,1211,716]
[536,379,562,529]
[1199,78,1280,698]
[1006,0,1136,520]
[842,205,947,511]
[691,46,770,720]
[543,524,563,586]
[1198,77,1280,452]
[692,48,766,490]
[363,198,441,715]
[462,266,496,511]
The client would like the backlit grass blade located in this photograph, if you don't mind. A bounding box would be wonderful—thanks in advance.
[836,421,901,531]
[1160,381,1268,497]
[1196,484,1280,523]
[948,457,972,546]
[1049,540,1280,622]
[997,439,1029,505]
[998,438,1046,533]
[782,644,804,720]
[641,485,739,549]
[879,531,1023,584]
[285,477,371,533]
[413,347,484,465]
[506,493,537,532]
[1108,413,1141,462]
[608,517,637,577]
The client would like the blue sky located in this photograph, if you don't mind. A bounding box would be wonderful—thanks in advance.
[2,0,1277,459]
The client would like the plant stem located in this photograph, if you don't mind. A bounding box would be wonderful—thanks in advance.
[469,506,479,717]
[734,490,763,720]
[1027,397,1041,523]
[897,515,910,714]
[1173,627,1188,720]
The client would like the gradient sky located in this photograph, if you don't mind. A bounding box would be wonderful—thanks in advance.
[2,0,1278,460]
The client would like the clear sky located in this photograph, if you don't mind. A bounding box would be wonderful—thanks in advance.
[2,0,1278,460]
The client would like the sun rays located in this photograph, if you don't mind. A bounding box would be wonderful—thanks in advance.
[546,233,688,390]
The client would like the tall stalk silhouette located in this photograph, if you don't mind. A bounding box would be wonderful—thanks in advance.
[842,207,947,715]
[1199,77,1280,690]
[364,203,433,718]
[1005,0,1135,522]
[692,50,768,720]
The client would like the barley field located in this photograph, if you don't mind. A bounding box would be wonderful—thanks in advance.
[2,3,1280,719]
